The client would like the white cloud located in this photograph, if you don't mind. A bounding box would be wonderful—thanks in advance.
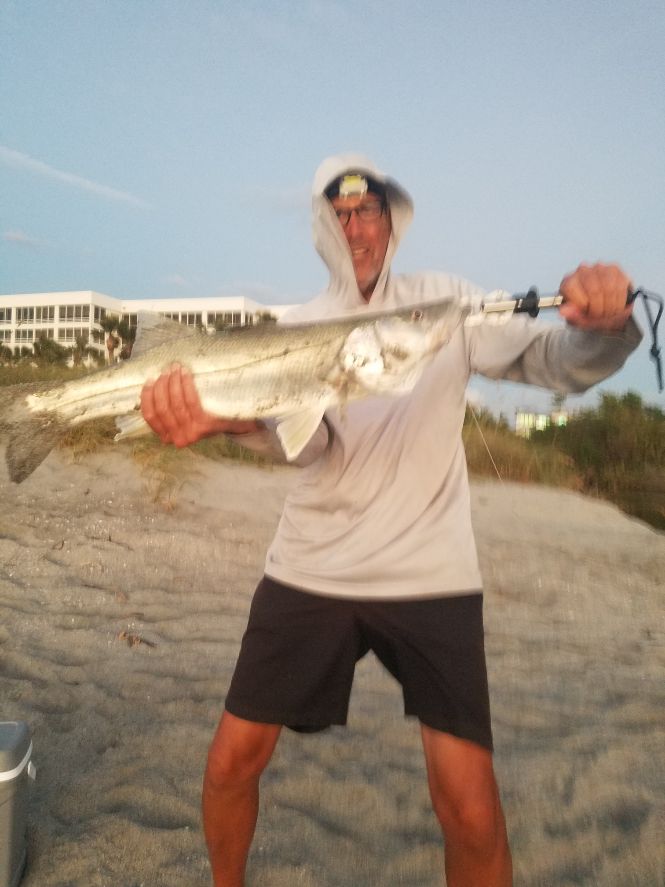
[3,229,45,249]
[0,145,150,209]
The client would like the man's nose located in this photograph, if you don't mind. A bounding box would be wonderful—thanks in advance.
[344,210,362,239]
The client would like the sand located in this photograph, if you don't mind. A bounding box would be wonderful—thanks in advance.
[1,444,663,887]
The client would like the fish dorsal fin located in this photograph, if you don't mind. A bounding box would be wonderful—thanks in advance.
[131,312,204,359]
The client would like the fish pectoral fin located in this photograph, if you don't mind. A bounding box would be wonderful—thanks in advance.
[114,412,153,442]
[275,408,326,461]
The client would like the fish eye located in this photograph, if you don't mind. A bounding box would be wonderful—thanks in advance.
[411,309,423,321]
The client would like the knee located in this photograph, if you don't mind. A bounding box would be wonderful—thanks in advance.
[205,741,265,790]
[434,793,506,854]
[204,718,278,790]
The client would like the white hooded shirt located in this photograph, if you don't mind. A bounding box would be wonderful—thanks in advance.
[234,154,641,599]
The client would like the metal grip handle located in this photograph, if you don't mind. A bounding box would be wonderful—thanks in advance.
[511,285,636,318]
[480,284,663,393]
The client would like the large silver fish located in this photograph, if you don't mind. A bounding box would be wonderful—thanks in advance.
[0,300,467,483]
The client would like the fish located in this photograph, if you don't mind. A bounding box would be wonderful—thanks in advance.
[0,299,468,483]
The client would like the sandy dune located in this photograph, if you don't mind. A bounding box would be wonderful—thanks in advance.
[1,445,663,886]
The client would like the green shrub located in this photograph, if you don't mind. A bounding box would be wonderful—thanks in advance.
[463,410,580,488]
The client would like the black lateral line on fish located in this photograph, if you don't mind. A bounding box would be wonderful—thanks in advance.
[182,334,347,375]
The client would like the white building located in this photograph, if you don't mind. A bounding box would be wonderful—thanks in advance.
[514,409,568,438]
[0,290,297,361]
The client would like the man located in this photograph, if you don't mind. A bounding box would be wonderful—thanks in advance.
[141,154,640,887]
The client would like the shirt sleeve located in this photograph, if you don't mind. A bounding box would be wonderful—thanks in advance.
[467,314,643,392]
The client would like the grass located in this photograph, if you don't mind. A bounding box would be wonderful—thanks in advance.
[1,364,661,528]
[463,420,665,529]
[58,412,583,511]
[60,416,118,458]
[58,418,272,506]
[463,418,581,488]
[0,363,91,387]
[10,412,665,529]
[1,364,271,503]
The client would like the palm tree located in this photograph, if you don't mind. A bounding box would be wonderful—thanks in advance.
[255,310,277,324]
[70,334,96,368]
[116,319,137,360]
[100,316,121,364]
[32,333,69,366]
[551,390,567,412]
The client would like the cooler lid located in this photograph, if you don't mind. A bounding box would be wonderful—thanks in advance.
[0,721,31,774]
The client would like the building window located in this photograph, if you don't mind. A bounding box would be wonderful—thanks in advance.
[0,308,12,323]
[0,329,11,341]
[15,328,34,341]
[208,311,242,327]
[35,306,55,323]
[59,305,90,322]
[35,328,55,340]
[16,307,35,323]
[57,327,89,343]
[160,311,203,326]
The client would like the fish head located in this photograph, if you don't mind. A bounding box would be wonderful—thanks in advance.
[341,300,466,395]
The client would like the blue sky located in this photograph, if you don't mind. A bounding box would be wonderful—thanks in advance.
[1,0,663,416]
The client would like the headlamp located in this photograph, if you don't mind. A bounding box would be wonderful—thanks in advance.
[338,175,368,199]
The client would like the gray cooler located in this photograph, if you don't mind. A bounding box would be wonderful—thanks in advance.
[0,722,33,887]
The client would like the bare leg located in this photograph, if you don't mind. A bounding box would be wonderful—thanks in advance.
[420,725,512,887]
[202,711,282,887]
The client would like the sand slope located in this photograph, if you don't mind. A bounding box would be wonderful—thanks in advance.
[1,446,663,887]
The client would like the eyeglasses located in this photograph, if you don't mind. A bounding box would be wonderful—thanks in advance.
[333,201,385,227]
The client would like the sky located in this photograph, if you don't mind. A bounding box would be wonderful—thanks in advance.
[1,0,664,417]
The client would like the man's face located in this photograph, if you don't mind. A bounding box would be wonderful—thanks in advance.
[330,192,391,301]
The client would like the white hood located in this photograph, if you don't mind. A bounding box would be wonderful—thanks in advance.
[311,153,414,311]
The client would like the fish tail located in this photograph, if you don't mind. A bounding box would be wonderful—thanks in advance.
[1,385,69,483]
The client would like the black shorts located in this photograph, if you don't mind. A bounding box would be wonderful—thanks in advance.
[225,577,493,750]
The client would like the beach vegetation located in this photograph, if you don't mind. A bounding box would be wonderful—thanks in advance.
[100,315,122,363]
[464,392,665,528]
[0,359,661,527]
[69,334,98,367]
[531,392,665,528]
[463,407,580,488]
[0,361,90,385]
[32,334,70,365]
